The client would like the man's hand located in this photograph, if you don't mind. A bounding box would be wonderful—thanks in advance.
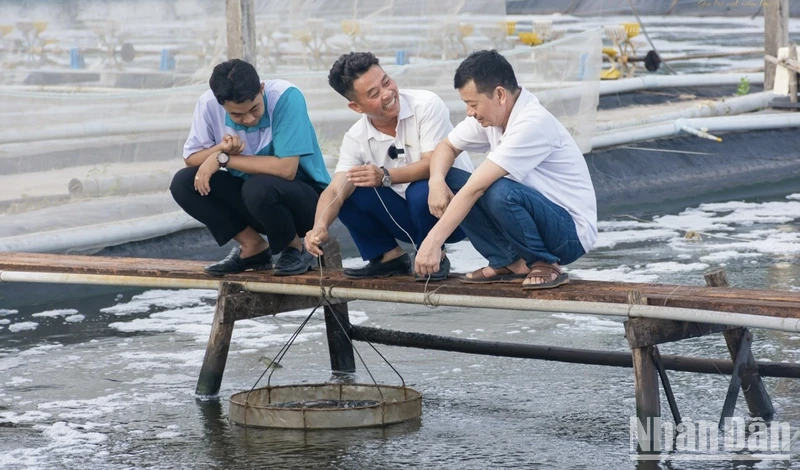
[414,237,442,278]
[221,134,246,155]
[194,153,221,195]
[347,164,383,187]
[305,226,329,257]
[428,180,454,218]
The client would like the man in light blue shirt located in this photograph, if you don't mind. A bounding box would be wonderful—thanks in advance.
[170,59,330,276]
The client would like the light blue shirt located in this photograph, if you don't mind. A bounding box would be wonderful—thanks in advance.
[184,80,330,189]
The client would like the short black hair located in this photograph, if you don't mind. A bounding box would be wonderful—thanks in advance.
[328,52,380,100]
[453,50,519,97]
[209,59,261,105]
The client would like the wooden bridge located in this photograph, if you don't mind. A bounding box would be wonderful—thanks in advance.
[2,241,800,453]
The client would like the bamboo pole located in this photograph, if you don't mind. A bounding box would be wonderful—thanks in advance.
[764,0,789,90]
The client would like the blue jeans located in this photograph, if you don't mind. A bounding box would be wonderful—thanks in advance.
[447,168,585,268]
[338,181,467,261]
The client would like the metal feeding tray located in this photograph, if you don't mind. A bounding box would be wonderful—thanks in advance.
[229,383,422,429]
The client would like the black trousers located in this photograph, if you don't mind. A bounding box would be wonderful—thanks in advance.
[170,167,320,252]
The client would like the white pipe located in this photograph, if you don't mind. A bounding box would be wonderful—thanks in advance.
[0,212,203,254]
[598,73,764,96]
[596,91,776,132]
[1,270,799,334]
[591,113,800,149]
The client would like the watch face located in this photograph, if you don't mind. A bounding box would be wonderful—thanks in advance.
[218,153,229,163]
[383,176,391,187]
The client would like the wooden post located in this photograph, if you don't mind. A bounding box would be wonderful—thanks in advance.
[790,44,798,103]
[765,0,789,90]
[704,270,775,423]
[196,281,242,397]
[626,291,661,454]
[225,0,256,66]
[320,238,356,375]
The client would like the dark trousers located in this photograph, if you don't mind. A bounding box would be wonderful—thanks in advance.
[338,181,466,261]
[170,167,320,252]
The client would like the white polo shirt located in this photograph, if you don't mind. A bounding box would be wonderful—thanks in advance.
[335,89,474,198]
[448,88,598,253]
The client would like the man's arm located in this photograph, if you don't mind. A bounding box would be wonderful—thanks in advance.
[227,154,300,180]
[305,172,356,256]
[427,138,461,218]
[415,160,508,276]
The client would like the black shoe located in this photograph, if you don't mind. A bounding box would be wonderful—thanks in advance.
[414,254,451,282]
[203,246,272,276]
[343,253,412,279]
[274,246,316,276]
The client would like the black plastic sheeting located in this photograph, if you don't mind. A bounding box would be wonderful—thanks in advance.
[588,127,800,216]
[507,0,800,17]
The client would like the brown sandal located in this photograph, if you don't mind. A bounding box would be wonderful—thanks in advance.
[459,266,528,284]
[522,262,569,290]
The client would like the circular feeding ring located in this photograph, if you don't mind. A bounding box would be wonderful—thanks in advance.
[229,383,422,429]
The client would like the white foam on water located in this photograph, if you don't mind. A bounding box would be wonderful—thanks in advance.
[128,373,196,385]
[65,314,85,323]
[101,289,217,315]
[20,344,63,356]
[506,330,521,335]
[698,250,762,263]
[37,421,108,455]
[8,321,39,332]
[155,431,181,439]
[0,319,10,325]
[31,308,79,318]
[594,228,680,249]
[118,350,205,369]
[5,376,32,386]
[38,393,128,420]
[640,261,709,274]
[0,409,52,424]
[551,313,625,334]
[0,309,18,316]
[568,266,659,283]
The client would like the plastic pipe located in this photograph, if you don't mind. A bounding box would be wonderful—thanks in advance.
[596,91,776,132]
[591,113,800,149]
[598,73,764,96]
[0,212,203,253]
[1,271,799,334]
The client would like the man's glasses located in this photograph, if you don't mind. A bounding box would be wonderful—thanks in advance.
[388,144,405,160]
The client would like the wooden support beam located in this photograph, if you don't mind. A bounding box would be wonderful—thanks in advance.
[627,291,661,454]
[196,281,242,397]
[704,269,775,422]
[225,0,256,66]
[719,330,752,430]
[320,239,356,375]
[765,0,790,90]
[652,347,681,425]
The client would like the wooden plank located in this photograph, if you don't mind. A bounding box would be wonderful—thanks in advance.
[3,252,800,319]
[625,318,731,348]
[718,330,752,430]
[319,239,356,376]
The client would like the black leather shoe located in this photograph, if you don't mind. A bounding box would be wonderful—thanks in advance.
[204,246,273,276]
[414,254,451,282]
[343,253,412,279]
[274,246,316,276]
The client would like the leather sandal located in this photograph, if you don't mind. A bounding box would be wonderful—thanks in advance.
[522,261,569,290]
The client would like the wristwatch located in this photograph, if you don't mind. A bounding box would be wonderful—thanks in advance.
[217,152,229,168]
[381,167,392,187]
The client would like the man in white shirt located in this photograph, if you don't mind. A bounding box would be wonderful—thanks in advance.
[415,50,597,289]
[304,52,473,280]
[170,59,330,276]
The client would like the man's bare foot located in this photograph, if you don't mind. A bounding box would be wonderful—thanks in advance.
[464,258,528,280]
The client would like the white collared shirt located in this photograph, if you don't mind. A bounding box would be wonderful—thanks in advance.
[448,88,598,253]
[335,89,474,198]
